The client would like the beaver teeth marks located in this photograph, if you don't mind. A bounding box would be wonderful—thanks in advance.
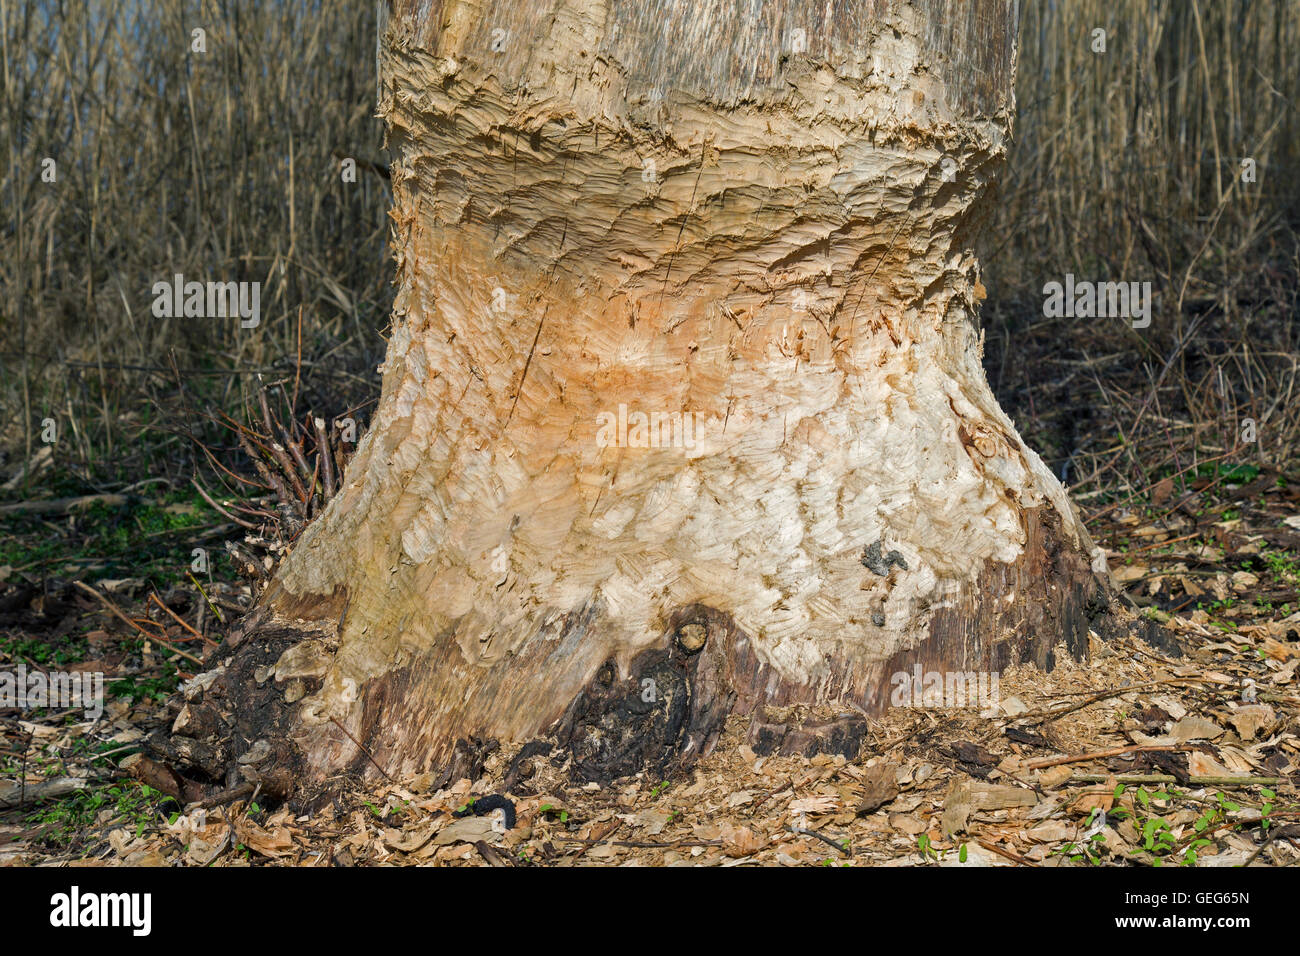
[861,540,909,577]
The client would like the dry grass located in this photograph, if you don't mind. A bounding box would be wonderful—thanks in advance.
[1,0,1297,506]
[985,0,1300,509]
[0,0,389,487]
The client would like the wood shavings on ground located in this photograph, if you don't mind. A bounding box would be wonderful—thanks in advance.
[2,479,1298,867]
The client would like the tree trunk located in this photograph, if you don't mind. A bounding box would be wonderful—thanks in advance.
[168,0,1113,796]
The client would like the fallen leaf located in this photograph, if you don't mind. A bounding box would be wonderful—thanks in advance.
[720,823,767,858]
[892,814,929,836]
[1072,776,1116,816]
[942,778,973,836]
[1187,751,1238,777]
[855,762,899,815]
[1227,704,1275,740]
[1037,766,1073,789]
[1261,638,1299,662]
[1150,695,1187,721]
[967,781,1038,810]
[184,822,231,866]
[939,843,1012,867]
[432,817,501,846]
[1216,746,1257,774]
[631,809,671,835]
[1111,564,1149,583]
[789,794,838,815]
[1023,821,1076,843]
[999,696,1029,717]
[585,843,618,861]
[382,821,442,854]
[234,817,296,858]
[1171,716,1225,742]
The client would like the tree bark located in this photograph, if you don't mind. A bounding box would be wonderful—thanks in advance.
[168,0,1113,796]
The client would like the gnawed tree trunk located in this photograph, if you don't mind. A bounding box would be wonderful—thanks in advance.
[168,0,1113,796]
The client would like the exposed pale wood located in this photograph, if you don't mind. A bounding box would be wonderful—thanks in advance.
[167,0,1113,792]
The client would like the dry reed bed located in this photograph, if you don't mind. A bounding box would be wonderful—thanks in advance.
[1,0,1297,511]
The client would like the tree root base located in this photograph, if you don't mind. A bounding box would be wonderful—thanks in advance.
[149,512,1174,804]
